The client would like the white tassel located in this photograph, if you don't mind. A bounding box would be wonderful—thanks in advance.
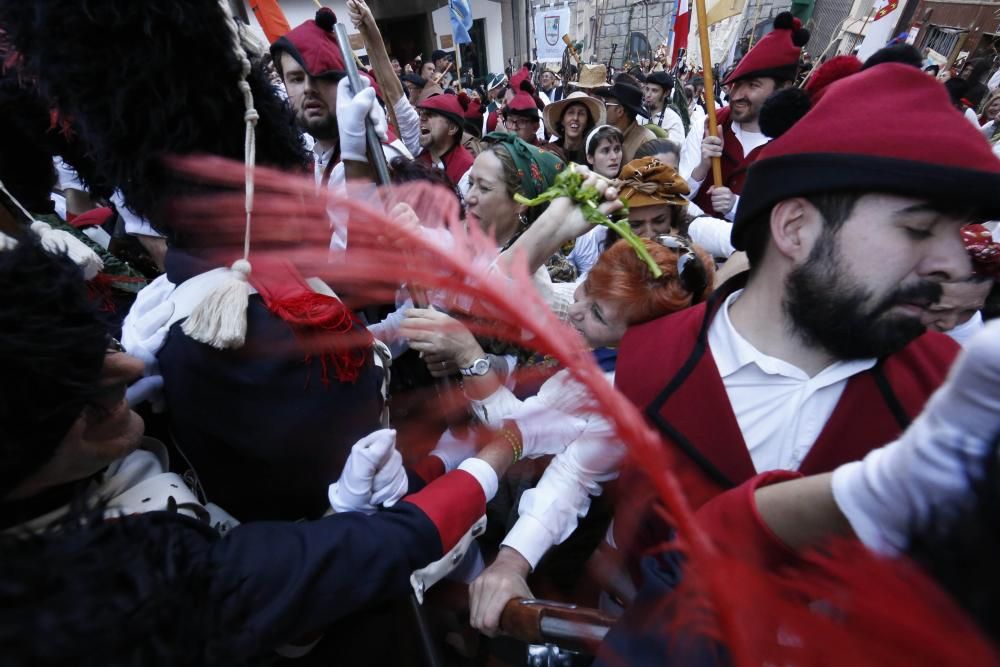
[181,259,252,349]
[30,221,104,280]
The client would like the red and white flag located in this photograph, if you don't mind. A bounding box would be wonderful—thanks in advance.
[672,0,690,64]
[873,0,899,21]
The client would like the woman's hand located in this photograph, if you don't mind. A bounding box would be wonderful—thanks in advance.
[400,307,486,377]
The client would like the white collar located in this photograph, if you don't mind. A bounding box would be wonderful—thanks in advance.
[709,289,876,383]
[312,142,336,165]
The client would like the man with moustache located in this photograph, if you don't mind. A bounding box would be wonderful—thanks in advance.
[612,61,1000,571]
[271,10,408,187]
[686,12,809,219]
[415,94,475,188]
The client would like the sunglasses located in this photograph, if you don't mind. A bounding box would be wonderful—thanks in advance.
[657,235,707,301]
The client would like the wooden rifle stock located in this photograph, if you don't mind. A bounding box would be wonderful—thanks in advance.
[500,598,617,653]
[562,34,583,68]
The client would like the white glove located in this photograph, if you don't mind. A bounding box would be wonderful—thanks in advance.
[832,319,1000,555]
[336,76,388,163]
[370,445,409,508]
[121,277,177,374]
[429,427,480,472]
[329,429,403,514]
[511,405,588,459]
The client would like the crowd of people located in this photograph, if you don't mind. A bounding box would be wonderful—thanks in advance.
[1,0,999,665]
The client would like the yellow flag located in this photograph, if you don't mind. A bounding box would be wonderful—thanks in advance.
[705,0,746,25]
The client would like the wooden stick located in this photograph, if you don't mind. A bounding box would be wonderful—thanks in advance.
[695,0,723,187]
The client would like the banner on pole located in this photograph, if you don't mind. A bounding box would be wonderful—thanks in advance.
[534,8,571,62]
[450,0,474,45]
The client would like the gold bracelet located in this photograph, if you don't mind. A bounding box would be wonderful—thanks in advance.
[498,427,523,463]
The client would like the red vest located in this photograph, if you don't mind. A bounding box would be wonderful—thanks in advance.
[692,107,768,217]
[612,284,960,565]
[418,141,474,189]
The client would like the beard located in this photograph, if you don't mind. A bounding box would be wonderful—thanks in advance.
[296,106,338,141]
[728,98,758,124]
[783,229,942,360]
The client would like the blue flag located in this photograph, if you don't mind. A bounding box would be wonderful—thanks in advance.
[450,0,473,45]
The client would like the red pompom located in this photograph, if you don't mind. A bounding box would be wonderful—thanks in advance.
[804,55,862,102]
[457,91,471,112]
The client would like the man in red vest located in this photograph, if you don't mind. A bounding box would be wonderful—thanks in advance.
[415,94,475,189]
[613,61,1000,571]
[688,12,809,219]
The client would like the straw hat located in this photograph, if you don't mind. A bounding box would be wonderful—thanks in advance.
[543,91,606,136]
[569,63,609,89]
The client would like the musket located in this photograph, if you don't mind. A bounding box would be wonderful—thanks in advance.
[334,22,469,437]
[500,598,617,653]
[334,22,390,185]
[608,43,618,79]
[562,34,583,68]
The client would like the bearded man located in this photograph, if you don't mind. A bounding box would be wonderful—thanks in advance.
[612,61,1000,573]
[686,12,809,219]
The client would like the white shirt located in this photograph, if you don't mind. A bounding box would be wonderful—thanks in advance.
[471,369,621,568]
[567,226,608,277]
[688,216,735,258]
[944,310,984,347]
[708,290,877,472]
[650,106,686,143]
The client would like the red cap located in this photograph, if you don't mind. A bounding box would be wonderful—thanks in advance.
[724,12,809,85]
[732,63,1000,250]
[270,8,345,79]
[505,91,539,119]
[962,224,1000,278]
[417,94,465,128]
[510,66,531,92]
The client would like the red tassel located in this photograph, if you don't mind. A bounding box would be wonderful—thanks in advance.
[265,290,373,385]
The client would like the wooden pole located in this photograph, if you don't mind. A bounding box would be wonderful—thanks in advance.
[694,0,723,187]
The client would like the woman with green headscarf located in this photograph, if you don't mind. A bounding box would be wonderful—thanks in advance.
[400,133,622,377]
[466,133,564,250]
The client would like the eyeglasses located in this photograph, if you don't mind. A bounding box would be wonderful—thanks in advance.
[657,235,708,301]
[503,115,535,128]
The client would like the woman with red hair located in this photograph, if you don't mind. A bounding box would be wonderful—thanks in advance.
[406,236,713,634]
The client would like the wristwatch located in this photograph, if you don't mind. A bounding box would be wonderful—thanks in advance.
[459,357,491,377]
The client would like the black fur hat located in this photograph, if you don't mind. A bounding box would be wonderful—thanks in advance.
[0,0,309,229]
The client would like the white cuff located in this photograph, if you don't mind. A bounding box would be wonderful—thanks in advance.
[458,458,499,502]
[724,194,740,222]
[501,514,559,569]
[687,175,705,198]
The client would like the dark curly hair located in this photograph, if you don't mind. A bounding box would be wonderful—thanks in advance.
[0,239,109,496]
[0,509,243,666]
[0,0,309,234]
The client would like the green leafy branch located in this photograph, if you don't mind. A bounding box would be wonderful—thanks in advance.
[514,168,663,278]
